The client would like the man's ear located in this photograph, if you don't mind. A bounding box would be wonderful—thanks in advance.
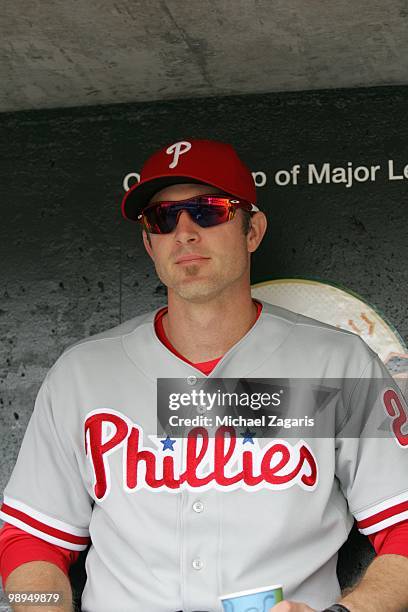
[142,230,155,261]
[247,211,268,254]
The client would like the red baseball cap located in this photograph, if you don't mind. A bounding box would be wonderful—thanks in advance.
[121,138,257,222]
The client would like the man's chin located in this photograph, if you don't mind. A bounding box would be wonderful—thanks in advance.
[172,282,221,303]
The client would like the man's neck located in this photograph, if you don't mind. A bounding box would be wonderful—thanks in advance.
[162,291,258,363]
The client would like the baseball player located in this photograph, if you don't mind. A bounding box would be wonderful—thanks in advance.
[1,139,408,612]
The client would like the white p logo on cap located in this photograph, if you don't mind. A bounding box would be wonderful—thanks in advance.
[166,141,192,169]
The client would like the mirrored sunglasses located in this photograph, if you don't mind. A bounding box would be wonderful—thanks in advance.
[138,194,259,235]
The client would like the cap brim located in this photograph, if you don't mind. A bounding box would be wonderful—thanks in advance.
[122,176,218,221]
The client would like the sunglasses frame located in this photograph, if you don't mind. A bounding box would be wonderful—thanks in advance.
[137,194,260,234]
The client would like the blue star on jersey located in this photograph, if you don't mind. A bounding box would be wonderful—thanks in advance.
[160,436,176,451]
[240,428,256,444]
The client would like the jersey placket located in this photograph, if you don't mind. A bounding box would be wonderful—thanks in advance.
[180,376,220,612]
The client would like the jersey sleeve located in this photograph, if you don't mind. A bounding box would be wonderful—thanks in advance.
[0,375,92,551]
[335,352,408,535]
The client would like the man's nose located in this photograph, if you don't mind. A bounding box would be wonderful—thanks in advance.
[173,210,200,241]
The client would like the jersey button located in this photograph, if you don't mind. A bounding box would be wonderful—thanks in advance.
[192,558,204,570]
[192,500,204,513]
[187,375,197,385]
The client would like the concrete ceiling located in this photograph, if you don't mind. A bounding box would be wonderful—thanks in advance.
[2,0,408,113]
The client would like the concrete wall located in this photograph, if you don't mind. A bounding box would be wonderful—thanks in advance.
[2,0,408,113]
[1,85,407,604]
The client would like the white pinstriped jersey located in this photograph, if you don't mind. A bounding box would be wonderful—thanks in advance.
[1,300,408,611]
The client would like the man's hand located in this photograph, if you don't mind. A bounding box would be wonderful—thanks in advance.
[270,601,317,612]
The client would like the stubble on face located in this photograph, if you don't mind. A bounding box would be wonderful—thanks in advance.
[154,224,250,303]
